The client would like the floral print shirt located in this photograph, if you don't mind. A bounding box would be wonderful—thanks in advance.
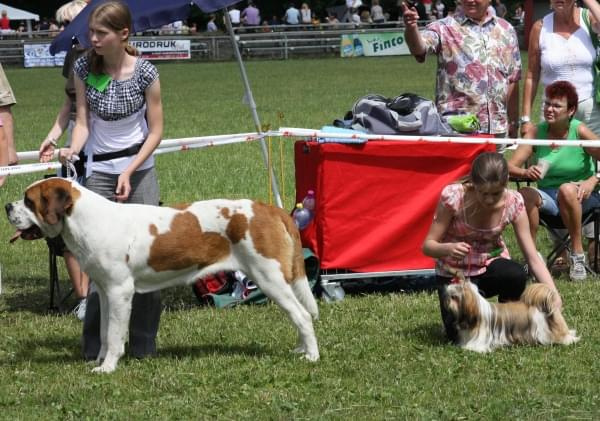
[436,183,525,278]
[420,11,521,134]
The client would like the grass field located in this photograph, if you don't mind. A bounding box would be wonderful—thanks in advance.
[1,56,599,419]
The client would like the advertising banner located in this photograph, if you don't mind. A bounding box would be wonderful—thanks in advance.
[129,39,191,60]
[24,44,66,68]
[341,32,410,57]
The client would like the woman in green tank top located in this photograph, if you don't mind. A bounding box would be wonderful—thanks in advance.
[508,81,600,281]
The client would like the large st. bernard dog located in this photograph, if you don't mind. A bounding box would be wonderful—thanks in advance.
[5,178,319,373]
[440,278,579,352]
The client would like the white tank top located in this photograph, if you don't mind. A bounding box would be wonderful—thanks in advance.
[539,10,595,101]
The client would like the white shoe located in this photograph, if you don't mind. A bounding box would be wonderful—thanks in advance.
[569,254,587,282]
[73,298,87,321]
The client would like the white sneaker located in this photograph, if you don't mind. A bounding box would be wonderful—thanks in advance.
[73,298,87,321]
[569,254,587,282]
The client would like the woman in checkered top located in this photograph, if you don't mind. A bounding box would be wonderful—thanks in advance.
[57,0,162,362]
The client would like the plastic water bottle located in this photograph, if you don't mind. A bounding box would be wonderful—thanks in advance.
[292,203,312,229]
[302,190,316,212]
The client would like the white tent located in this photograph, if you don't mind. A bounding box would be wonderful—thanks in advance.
[0,3,39,21]
[0,2,39,34]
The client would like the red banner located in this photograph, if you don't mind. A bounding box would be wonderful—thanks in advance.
[294,140,495,272]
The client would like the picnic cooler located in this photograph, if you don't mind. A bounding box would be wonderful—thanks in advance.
[294,140,495,273]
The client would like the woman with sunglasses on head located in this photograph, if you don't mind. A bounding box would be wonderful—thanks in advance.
[56,0,163,361]
[509,80,600,282]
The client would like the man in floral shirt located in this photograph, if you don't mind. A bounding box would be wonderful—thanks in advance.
[402,0,521,138]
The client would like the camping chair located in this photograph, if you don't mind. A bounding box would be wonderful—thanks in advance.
[539,207,600,274]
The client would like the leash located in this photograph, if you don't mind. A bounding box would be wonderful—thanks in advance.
[64,155,79,181]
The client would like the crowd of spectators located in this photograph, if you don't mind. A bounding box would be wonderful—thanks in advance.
[0,1,529,39]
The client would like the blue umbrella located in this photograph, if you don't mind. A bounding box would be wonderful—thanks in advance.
[50,0,283,207]
[50,0,241,54]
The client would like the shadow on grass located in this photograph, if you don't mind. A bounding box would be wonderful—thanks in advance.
[158,342,267,359]
[2,336,267,366]
[1,334,81,365]
[406,321,450,347]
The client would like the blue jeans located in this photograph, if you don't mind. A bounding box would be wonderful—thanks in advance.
[537,187,600,216]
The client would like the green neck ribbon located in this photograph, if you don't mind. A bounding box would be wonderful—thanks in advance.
[86,72,112,92]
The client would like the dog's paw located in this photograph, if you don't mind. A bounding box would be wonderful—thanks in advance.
[292,345,306,354]
[302,351,320,362]
[91,363,116,374]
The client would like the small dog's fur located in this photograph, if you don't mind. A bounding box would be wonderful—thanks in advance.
[5,178,319,373]
[440,278,579,352]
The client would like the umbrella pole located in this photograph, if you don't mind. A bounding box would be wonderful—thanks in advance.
[223,9,283,209]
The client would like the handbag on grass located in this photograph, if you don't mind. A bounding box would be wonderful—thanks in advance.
[582,8,600,104]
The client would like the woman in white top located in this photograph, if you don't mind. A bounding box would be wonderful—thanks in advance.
[371,0,385,24]
[521,0,600,136]
[56,0,163,361]
[300,3,312,24]
[520,0,600,268]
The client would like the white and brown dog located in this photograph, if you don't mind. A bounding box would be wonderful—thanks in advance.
[440,279,579,352]
[5,178,319,373]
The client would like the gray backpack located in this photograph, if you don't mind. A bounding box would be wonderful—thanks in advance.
[351,93,455,136]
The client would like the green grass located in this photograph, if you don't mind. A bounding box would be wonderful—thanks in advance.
[1,56,599,419]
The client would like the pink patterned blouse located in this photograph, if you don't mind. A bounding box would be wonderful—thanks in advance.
[436,183,525,277]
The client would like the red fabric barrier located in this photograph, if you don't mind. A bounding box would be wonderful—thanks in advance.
[294,140,495,272]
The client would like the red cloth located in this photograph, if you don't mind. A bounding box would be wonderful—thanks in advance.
[294,140,495,272]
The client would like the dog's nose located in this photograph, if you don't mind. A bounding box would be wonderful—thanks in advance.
[5,203,12,215]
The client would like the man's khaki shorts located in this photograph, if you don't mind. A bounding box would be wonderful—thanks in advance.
[0,63,16,107]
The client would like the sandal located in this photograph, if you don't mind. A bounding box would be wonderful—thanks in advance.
[550,256,569,273]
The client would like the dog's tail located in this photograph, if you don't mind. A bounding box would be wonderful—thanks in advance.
[521,283,579,344]
[520,283,557,314]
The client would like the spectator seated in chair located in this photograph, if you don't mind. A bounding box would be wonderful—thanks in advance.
[508,81,600,281]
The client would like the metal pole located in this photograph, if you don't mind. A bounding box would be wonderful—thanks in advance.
[223,9,283,208]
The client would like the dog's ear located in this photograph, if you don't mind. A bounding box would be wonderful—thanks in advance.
[42,187,73,225]
[457,284,479,329]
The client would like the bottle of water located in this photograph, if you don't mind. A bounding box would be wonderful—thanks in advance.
[292,203,312,229]
[302,190,316,212]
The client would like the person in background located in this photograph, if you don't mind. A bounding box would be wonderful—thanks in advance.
[227,6,241,27]
[39,0,89,320]
[241,1,260,27]
[0,10,9,30]
[433,0,446,19]
[0,63,16,166]
[284,3,301,25]
[521,0,600,137]
[0,116,6,187]
[402,0,521,139]
[371,0,385,24]
[326,12,340,27]
[300,3,312,25]
[423,152,562,342]
[495,0,507,18]
[509,81,600,282]
[207,14,218,32]
[55,0,163,361]
[520,0,600,267]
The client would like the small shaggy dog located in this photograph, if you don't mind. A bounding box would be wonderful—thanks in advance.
[440,278,579,352]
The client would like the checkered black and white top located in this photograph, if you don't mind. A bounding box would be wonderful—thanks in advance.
[73,55,159,121]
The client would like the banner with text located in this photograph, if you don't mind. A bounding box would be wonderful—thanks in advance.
[341,32,409,58]
[24,44,66,68]
[130,39,191,60]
